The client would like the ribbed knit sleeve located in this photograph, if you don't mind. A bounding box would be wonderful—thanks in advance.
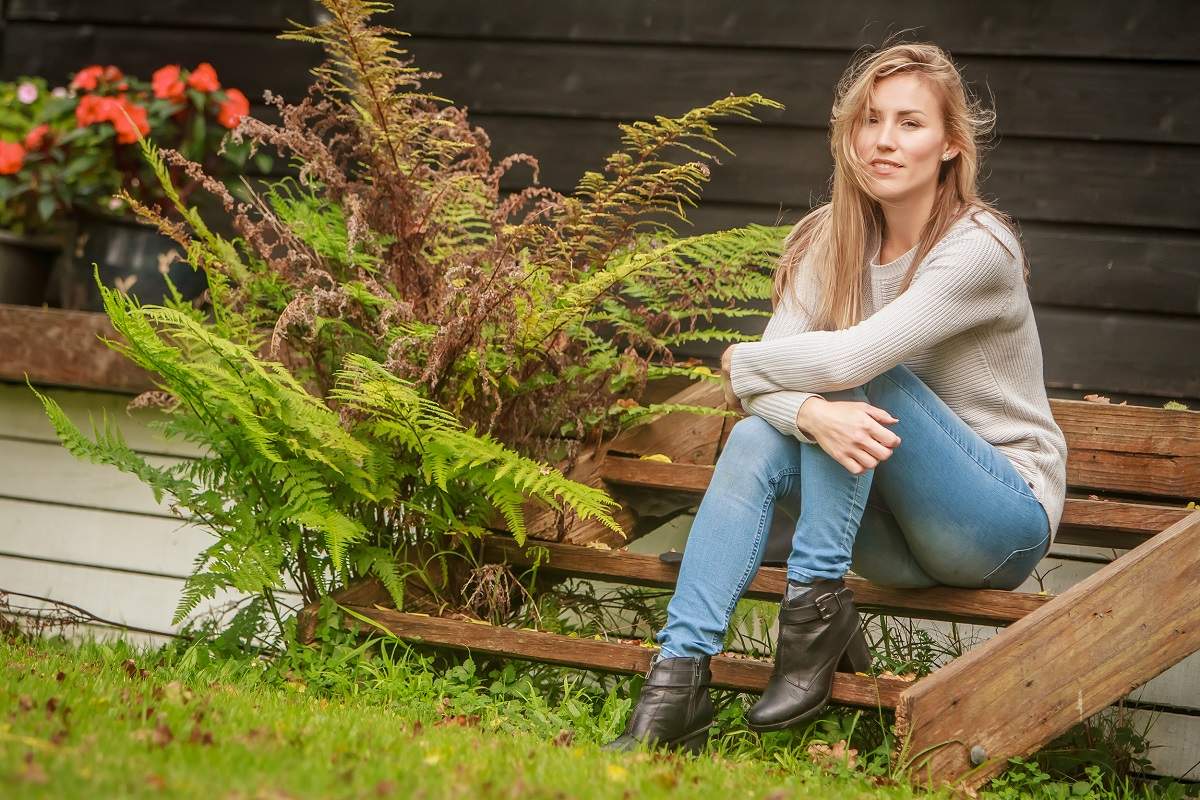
[737,269,824,444]
[729,226,1017,397]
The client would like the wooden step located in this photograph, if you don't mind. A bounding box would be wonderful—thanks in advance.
[480,536,1050,626]
[340,604,908,708]
[597,455,1192,550]
[608,380,1200,500]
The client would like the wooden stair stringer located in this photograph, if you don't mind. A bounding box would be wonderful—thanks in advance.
[893,509,1200,791]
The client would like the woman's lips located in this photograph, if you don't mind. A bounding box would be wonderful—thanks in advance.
[870,161,902,175]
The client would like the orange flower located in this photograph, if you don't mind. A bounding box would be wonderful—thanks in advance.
[0,141,26,175]
[152,64,186,102]
[71,65,105,91]
[23,124,52,151]
[216,88,249,129]
[187,62,220,93]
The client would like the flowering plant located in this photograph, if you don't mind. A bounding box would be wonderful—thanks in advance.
[0,62,264,236]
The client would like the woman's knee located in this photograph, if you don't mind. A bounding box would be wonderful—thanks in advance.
[719,415,800,486]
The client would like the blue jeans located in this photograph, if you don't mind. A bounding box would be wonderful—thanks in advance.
[655,363,1051,659]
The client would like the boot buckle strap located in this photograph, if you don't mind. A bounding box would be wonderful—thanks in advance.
[814,590,844,620]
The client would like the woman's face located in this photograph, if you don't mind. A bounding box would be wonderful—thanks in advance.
[852,73,957,203]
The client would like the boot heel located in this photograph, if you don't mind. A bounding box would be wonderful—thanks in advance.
[836,626,871,674]
[675,727,709,755]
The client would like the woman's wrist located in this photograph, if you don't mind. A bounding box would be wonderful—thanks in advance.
[795,395,827,438]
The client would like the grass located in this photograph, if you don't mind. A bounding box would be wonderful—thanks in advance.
[0,625,1194,800]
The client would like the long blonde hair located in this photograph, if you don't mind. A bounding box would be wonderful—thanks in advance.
[772,41,1028,328]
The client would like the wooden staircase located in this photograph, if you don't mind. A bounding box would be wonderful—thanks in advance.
[305,379,1200,791]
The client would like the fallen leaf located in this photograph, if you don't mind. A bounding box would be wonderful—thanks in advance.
[552,729,574,747]
[638,453,673,463]
[188,726,214,745]
[584,541,612,550]
[18,752,47,784]
[1082,393,1110,404]
[151,722,173,747]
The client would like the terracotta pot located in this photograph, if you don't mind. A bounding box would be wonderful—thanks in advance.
[56,213,206,312]
[0,230,60,306]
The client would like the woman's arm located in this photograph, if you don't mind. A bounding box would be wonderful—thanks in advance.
[730,228,1015,398]
[723,271,825,444]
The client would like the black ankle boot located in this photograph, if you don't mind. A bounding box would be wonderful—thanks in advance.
[602,654,714,754]
[745,578,870,732]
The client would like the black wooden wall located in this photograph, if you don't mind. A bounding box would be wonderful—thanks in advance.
[3,1,1198,403]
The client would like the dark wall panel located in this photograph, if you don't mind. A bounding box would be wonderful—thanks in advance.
[383,1,1200,61]
[402,39,1200,145]
[2,1,1197,400]
[476,116,1200,231]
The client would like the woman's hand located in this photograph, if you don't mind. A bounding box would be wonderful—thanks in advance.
[720,345,740,409]
[797,396,901,475]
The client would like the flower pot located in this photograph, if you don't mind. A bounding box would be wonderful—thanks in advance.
[0,230,60,306]
[56,213,206,312]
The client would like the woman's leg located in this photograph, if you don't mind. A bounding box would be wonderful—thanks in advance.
[849,364,1051,589]
[654,406,871,659]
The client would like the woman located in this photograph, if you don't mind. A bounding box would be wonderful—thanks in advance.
[603,42,1068,753]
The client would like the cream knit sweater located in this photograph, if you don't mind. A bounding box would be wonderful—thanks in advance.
[730,209,1069,541]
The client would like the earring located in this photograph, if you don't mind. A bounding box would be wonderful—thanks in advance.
[942,154,952,161]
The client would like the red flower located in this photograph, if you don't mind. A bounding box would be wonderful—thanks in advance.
[110,98,150,144]
[152,64,186,102]
[0,141,26,175]
[74,94,149,143]
[75,94,118,127]
[71,65,105,91]
[102,66,124,83]
[216,88,249,129]
[23,124,52,151]
[187,62,221,93]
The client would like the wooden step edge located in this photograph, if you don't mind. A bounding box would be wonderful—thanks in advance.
[597,455,1189,544]
[341,604,906,709]
[480,536,1050,626]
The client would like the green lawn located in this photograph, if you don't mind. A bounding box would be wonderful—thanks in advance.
[0,632,1191,799]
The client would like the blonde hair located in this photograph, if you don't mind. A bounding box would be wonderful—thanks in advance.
[772,41,1028,329]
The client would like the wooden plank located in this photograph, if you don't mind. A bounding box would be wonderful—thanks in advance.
[605,378,728,466]
[6,0,314,28]
[0,305,153,394]
[477,117,1200,232]
[0,382,200,457]
[0,438,182,517]
[0,497,206,580]
[481,536,1050,626]
[476,117,1200,231]
[0,555,296,634]
[893,510,1200,790]
[385,1,1200,61]
[407,39,1200,144]
[662,204,1200,319]
[1127,709,1200,780]
[1035,308,1200,401]
[341,604,906,708]
[0,22,319,104]
[597,454,1192,540]
[1052,400,1200,457]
